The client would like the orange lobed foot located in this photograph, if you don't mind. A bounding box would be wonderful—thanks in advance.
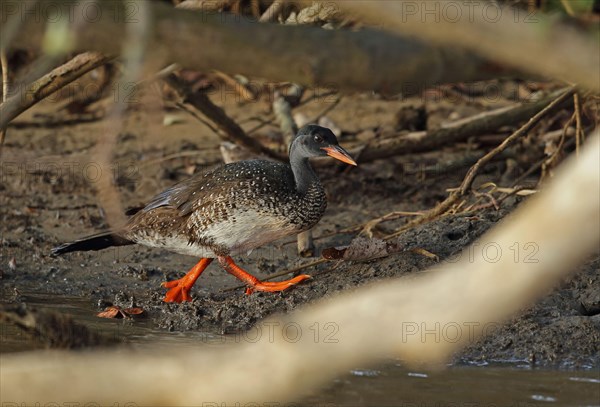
[245,274,312,295]
[162,258,213,303]
[162,278,194,302]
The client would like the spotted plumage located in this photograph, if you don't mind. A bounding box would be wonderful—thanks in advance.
[125,159,327,258]
[52,125,356,302]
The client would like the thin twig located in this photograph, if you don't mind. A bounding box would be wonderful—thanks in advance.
[383,86,575,241]
[246,118,275,135]
[511,133,578,188]
[458,87,575,195]
[360,211,424,237]
[382,195,460,241]
[574,92,584,157]
[541,112,575,183]
[0,47,9,158]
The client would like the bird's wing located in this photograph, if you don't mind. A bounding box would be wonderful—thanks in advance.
[141,160,293,217]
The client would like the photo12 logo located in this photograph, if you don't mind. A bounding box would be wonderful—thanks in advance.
[1,1,140,25]
[209,321,340,344]
[0,161,139,186]
[398,1,539,24]
[401,321,501,343]
[446,241,540,264]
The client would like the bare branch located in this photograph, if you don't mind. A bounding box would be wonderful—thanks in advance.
[163,73,286,162]
[354,88,573,163]
[0,52,111,129]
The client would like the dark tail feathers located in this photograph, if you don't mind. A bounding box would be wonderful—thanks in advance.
[51,232,134,256]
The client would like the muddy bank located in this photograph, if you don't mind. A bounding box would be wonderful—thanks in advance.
[1,92,598,369]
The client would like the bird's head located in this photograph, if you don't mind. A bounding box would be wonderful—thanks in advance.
[291,124,357,166]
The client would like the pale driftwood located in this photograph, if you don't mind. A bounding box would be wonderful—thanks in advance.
[176,0,231,11]
[330,0,599,91]
[2,0,525,96]
[164,73,286,162]
[259,0,285,23]
[354,88,571,163]
[0,52,111,129]
[286,2,340,25]
[1,131,598,405]
[296,230,315,257]
[273,92,298,149]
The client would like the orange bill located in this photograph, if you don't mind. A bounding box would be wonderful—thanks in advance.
[321,145,357,166]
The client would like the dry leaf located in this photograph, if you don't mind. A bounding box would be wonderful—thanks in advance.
[123,307,144,316]
[97,306,145,319]
[344,237,389,261]
[96,306,121,319]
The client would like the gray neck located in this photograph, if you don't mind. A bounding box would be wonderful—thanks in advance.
[289,148,319,195]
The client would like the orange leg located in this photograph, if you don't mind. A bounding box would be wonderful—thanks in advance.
[161,258,214,303]
[218,256,311,295]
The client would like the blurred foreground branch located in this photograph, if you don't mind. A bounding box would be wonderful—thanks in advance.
[2,0,525,96]
[2,130,598,405]
[331,0,600,91]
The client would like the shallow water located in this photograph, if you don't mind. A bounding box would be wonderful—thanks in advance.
[303,365,600,406]
[1,293,599,406]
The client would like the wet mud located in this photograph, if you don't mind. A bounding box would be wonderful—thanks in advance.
[1,91,598,369]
